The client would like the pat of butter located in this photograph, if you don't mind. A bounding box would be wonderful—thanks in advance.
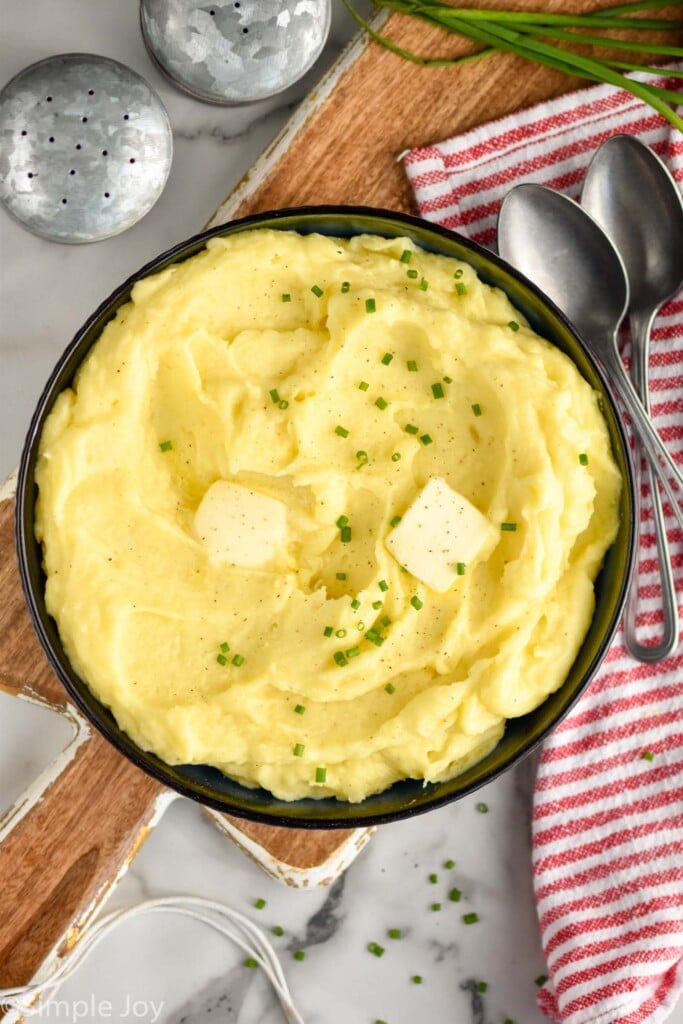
[385,478,495,592]
[194,480,287,567]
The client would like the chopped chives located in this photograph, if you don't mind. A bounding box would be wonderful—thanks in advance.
[272,926,284,936]
[351,598,361,610]
[455,282,467,296]
[358,380,370,391]
[365,629,385,647]
[535,974,549,987]
[501,522,517,532]
[340,525,352,543]
[579,452,589,465]
[356,450,369,468]
[405,423,419,435]
[477,981,488,993]
[336,571,347,580]
[341,281,350,293]
[366,298,377,314]
[642,750,655,761]
[419,278,428,291]
[431,903,441,912]
[429,873,438,884]
[472,403,482,416]
[407,268,418,279]
[400,249,412,264]
[232,654,244,667]
[216,654,227,665]
[281,293,291,302]
[315,766,327,783]
[508,320,520,332]
[244,958,258,968]
[336,515,349,528]
[375,397,388,410]
[333,651,348,666]
[391,452,401,462]
[456,562,466,576]
[293,951,305,961]
[335,628,347,638]
[323,626,333,637]
[158,440,172,452]
[443,375,453,383]
[388,928,402,939]
[431,382,445,399]
[444,859,455,870]
[293,743,305,757]
[463,912,479,924]
[254,898,266,909]
[311,284,323,297]
[278,399,289,410]
[407,359,419,372]
[335,425,349,437]
[476,802,489,813]
[367,942,385,957]
[454,269,464,279]
[372,600,383,610]
[381,615,392,627]
[419,434,433,446]
[356,621,365,631]
[269,388,280,404]
[220,642,230,653]
[390,515,402,527]
[379,579,389,592]
[411,596,423,610]
[381,351,393,364]
[346,646,361,658]
[294,704,306,715]
[412,976,423,985]
[385,683,396,694]
[449,888,462,902]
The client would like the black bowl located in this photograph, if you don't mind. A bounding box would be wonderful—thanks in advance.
[16,206,636,828]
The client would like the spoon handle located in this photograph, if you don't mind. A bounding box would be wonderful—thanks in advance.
[599,339,683,533]
[623,308,679,661]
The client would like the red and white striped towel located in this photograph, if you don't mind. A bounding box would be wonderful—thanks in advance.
[404,70,683,1024]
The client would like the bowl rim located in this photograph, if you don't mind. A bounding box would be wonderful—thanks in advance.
[15,204,636,828]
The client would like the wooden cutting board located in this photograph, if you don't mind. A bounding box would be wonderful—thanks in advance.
[1,0,679,1004]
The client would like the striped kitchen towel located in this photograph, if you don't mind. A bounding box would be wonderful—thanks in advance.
[404,70,683,1024]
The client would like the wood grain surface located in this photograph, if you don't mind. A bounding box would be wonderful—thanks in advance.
[1,0,679,999]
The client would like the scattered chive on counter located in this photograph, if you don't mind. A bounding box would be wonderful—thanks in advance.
[477,981,488,993]
[431,903,441,912]
[272,926,284,936]
[476,802,489,813]
[429,873,438,884]
[444,859,455,870]
[462,912,479,924]
[253,898,266,909]
[449,888,462,902]
[368,942,385,957]
[412,975,423,985]
[388,928,402,939]
[293,951,305,961]
[244,958,258,968]
[642,751,655,761]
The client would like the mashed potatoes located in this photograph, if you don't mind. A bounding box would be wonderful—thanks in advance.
[35,229,621,802]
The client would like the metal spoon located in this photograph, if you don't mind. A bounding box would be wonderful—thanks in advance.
[497,184,683,538]
[582,135,682,661]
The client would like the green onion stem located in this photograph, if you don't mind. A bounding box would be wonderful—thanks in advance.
[383,0,681,31]
[512,23,683,58]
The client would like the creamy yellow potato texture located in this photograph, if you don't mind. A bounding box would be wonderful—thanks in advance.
[35,230,621,802]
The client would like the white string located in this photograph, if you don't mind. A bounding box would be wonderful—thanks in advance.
[0,896,305,1024]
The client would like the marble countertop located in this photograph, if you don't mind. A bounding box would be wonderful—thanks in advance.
[0,2,549,1022]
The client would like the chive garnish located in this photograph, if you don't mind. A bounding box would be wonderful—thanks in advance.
[340,525,352,543]
[472,403,482,416]
[216,654,227,665]
[346,646,361,658]
[358,380,370,391]
[443,375,453,383]
[431,382,445,399]
[400,249,412,263]
[356,621,365,631]
[431,903,442,912]
[366,298,377,313]
[385,683,396,694]
[454,269,464,279]
[381,615,392,627]
[368,942,385,957]
[336,571,347,580]
[351,598,361,610]
[244,958,258,968]
[419,434,433,446]
[407,359,418,372]
[254,898,266,909]
[407,268,418,279]
[272,926,284,936]
[419,278,428,291]
[323,626,333,637]
[456,562,466,576]
[388,928,401,939]
[341,281,350,293]
[294,704,306,715]
[372,600,383,610]
[232,654,244,667]
[463,912,479,924]
[391,452,401,462]
[508,320,520,331]
[220,642,230,653]
[455,282,467,296]
[158,440,172,452]
[333,651,348,666]
[412,976,423,985]
[335,425,349,437]
[381,351,393,364]
[579,452,589,465]
[293,951,305,961]
[335,628,347,638]
[390,515,402,527]
[281,293,291,302]
[336,515,349,528]
[642,750,655,761]
[449,888,462,902]
[501,522,517,532]
[269,388,280,404]
[311,284,323,297]
[405,423,419,435]
[476,802,488,813]
[365,629,385,647]
[375,397,388,410]
[411,596,423,610]
[315,767,327,783]
[279,399,289,409]
[356,450,369,469]
[293,743,305,757]
[378,579,389,592]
